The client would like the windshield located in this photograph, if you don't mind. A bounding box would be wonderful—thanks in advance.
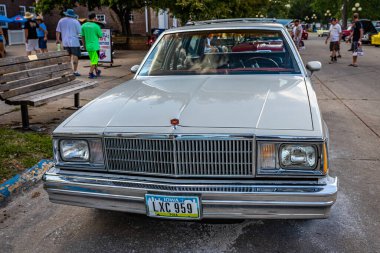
[139,29,301,76]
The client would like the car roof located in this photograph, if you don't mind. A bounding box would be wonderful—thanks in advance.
[166,19,287,33]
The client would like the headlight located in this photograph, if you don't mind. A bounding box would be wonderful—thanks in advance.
[257,142,326,177]
[54,138,105,167]
[280,144,316,169]
[60,140,89,162]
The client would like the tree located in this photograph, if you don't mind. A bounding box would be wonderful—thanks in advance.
[151,0,267,23]
[287,0,314,20]
[309,0,380,29]
[36,0,147,35]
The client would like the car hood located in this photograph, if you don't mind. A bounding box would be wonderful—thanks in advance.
[64,75,313,130]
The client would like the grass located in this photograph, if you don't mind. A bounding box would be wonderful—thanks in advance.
[0,128,52,183]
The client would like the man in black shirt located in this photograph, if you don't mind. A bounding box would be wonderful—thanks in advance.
[347,13,363,67]
[24,12,40,56]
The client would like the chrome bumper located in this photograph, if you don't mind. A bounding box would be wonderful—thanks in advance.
[43,167,338,219]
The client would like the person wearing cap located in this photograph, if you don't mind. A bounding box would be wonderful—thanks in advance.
[56,9,82,76]
[292,19,303,49]
[24,12,41,56]
[36,16,48,53]
[325,18,342,64]
[81,13,103,79]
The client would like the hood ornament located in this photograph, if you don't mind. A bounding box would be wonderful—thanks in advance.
[171,118,179,129]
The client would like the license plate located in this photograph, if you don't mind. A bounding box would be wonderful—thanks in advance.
[145,194,201,219]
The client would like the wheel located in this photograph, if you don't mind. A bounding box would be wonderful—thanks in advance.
[244,57,279,68]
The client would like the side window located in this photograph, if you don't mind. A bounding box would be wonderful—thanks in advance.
[96,14,105,23]
[29,7,36,14]
[188,36,200,56]
[19,6,26,16]
[0,5,7,28]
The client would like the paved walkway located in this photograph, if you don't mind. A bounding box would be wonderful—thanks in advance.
[0,42,147,132]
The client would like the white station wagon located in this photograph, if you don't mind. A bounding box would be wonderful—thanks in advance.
[44,19,337,220]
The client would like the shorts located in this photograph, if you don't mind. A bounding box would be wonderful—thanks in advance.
[26,39,39,52]
[38,37,47,49]
[88,51,99,65]
[351,41,359,52]
[64,47,81,57]
[294,37,302,48]
[329,41,340,51]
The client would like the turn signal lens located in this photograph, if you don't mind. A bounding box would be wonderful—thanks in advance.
[259,143,276,169]
[322,142,329,174]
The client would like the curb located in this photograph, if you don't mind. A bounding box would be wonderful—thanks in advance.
[0,159,54,207]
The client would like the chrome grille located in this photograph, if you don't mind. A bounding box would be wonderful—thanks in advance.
[104,137,254,178]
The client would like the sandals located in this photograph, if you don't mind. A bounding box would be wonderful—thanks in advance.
[348,64,358,67]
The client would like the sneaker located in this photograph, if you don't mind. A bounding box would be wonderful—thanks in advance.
[96,69,101,77]
[337,55,342,58]
[88,73,97,79]
[74,71,81,76]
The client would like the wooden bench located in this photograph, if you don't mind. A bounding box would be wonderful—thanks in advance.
[0,51,97,129]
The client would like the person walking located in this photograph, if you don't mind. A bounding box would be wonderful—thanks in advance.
[347,13,363,67]
[0,26,5,58]
[24,12,40,56]
[292,20,303,49]
[36,16,48,53]
[56,9,82,76]
[81,13,103,79]
[336,18,342,58]
[325,18,342,64]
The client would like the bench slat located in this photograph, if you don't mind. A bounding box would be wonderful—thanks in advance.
[6,80,97,106]
[6,79,83,102]
[1,75,76,99]
[0,56,71,75]
[0,69,73,92]
[0,62,72,84]
[0,51,69,67]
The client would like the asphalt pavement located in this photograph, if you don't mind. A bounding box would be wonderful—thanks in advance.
[1,34,380,253]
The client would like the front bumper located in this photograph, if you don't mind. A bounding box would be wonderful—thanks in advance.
[43,167,338,219]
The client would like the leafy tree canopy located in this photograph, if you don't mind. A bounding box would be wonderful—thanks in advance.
[36,0,146,35]
[151,0,268,22]
[36,0,380,35]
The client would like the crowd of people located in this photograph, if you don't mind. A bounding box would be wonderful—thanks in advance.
[14,9,103,79]
[324,13,364,67]
[289,13,364,67]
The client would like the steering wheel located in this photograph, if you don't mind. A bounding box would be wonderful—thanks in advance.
[243,57,279,68]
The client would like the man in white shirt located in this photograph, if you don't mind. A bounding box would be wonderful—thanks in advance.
[325,18,342,63]
[292,20,303,49]
[56,9,82,76]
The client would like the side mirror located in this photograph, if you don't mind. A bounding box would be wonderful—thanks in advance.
[130,65,140,74]
[306,61,322,75]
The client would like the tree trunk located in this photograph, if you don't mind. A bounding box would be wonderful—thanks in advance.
[342,0,348,29]
[124,9,132,36]
[110,5,130,35]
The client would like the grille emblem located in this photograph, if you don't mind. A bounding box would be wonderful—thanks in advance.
[171,118,179,129]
